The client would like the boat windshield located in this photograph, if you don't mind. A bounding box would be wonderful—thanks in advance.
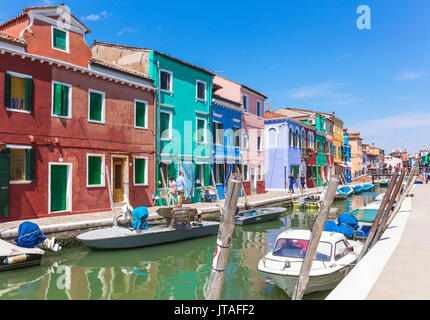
[272,238,332,261]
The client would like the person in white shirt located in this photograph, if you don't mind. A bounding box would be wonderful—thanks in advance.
[175,171,186,207]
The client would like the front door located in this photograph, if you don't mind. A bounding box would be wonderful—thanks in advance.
[50,165,68,212]
[113,159,124,203]
[0,152,9,217]
[250,167,257,195]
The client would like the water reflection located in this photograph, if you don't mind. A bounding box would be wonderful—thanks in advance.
[0,189,382,300]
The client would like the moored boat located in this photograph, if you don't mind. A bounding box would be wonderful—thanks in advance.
[379,179,390,186]
[0,239,45,271]
[334,186,353,199]
[292,195,322,210]
[362,183,375,191]
[235,207,286,226]
[353,185,364,194]
[257,229,363,297]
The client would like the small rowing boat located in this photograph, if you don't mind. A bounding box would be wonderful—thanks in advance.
[334,186,353,200]
[353,185,364,194]
[0,239,44,271]
[362,183,375,192]
[235,207,286,226]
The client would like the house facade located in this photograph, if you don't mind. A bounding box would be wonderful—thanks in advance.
[91,41,214,204]
[0,5,157,221]
[348,131,364,178]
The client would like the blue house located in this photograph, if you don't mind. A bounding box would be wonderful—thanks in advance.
[264,112,302,191]
[211,94,243,199]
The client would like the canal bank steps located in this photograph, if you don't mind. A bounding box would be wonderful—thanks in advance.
[327,183,430,300]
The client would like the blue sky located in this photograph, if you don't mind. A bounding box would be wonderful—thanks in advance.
[3,0,430,154]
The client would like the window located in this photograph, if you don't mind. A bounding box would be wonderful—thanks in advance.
[242,131,249,150]
[196,80,207,101]
[272,239,332,261]
[4,72,33,112]
[290,165,299,179]
[160,111,172,140]
[289,128,293,147]
[257,136,262,152]
[52,82,71,118]
[268,127,277,148]
[242,95,248,113]
[317,141,321,153]
[295,129,299,148]
[9,147,35,182]
[213,122,224,145]
[196,117,207,144]
[335,240,350,260]
[214,163,225,184]
[135,100,148,129]
[233,127,240,147]
[87,155,105,187]
[52,28,68,51]
[160,69,172,92]
[243,165,249,181]
[301,130,306,149]
[134,157,148,185]
[195,164,205,186]
[258,165,263,181]
[88,90,105,123]
[257,101,262,117]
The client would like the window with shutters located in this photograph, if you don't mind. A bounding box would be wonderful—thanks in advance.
[242,95,248,113]
[243,164,249,181]
[160,69,172,93]
[87,154,105,187]
[134,157,148,185]
[4,72,33,113]
[52,27,68,52]
[160,111,172,140]
[214,163,225,184]
[213,122,223,146]
[134,100,148,129]
[256,101,262,117]
[88,90,105,123]
[196,117,207,144]
[196,80,207,101]
[52,81,71,118]
[9,146,35,183]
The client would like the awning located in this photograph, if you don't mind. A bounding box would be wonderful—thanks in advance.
[335,163,351,169]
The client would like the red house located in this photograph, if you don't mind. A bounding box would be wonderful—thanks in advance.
[0,5,157,221]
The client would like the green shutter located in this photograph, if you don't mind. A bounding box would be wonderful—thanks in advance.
[25,78,33,112]
[61,85,69,116]
[25,148,35,181]
[89,92,102,121]
[160,112,170,138]
[135,158,146,184]
[197,119,205,142]
[50,165,67,212]
[135,102,146,128]
[53,83,62,115]
[0,152,10,217]
[88,156,101,185]
[4,73,11,109]
[53,29,67,50]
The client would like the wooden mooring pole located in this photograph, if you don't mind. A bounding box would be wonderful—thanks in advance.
[357,171,399,262]
[291,175,340,300]
[236,167,250,210]
[205,173,242,300]
[371,171,405,246]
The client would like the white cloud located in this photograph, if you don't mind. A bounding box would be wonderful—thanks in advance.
[81,11,110,21]
[349,111,430,153]
[288,82,363,106]
[395,71,427,81]
[117,27,136,36]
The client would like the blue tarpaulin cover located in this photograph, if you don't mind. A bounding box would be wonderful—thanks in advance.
[337,213,360,230]
[132,207,149,230]
[324,213,361,238]
[14,221,46,248]
[324,221,339,233]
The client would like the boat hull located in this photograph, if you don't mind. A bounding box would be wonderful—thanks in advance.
[0,253,43,272]
[261,264,354,297]
[77,222,220,250]
[235,208,285,226]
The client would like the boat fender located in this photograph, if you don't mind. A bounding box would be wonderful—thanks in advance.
[4,254,28,265]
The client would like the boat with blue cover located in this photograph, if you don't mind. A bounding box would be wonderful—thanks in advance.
[353,185,364,194]
[362,183,375,191]
[334,186,353,200]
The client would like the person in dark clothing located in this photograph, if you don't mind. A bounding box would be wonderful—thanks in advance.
[300,173,306,190]
[288,173,297,193]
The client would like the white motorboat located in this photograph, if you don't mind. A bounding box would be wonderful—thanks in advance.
[257,229,363,297]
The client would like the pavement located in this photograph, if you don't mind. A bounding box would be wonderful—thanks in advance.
[327,182,430,300]
[0,186,324,239]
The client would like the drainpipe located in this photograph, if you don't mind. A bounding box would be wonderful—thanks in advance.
[156,59,161,194]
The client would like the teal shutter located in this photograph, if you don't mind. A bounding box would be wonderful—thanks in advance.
[25,148,35,181]
[135,102,146,128]
[61,85,69,116]
[4,73,11,109]
[160,112,170,138]
[88,156,101,185]
[0,152,10,217]
[89,92,102,121]
[53,29,67,50]
[50,165,67,212]
[197,119,205,142]
[53,83,62,115]
[135,158,146,184]
[25,78,33,112]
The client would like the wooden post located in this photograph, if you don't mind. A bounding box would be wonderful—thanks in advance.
[357,171,399,262]
[105,165,116,225]
[159,166,170,205]
[205,173,242,300]
[236,167,250,210]
[372,171,405,245]
[291,175,340,300]
[210,167,223,215]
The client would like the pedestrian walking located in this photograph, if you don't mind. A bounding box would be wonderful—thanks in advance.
[176,171,186,207]
[425,170,429,184]
[300,173,306,190]
[168,176,177,205]
[288,173,297,193]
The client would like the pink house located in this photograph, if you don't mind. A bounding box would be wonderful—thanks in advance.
[213,75,266,195]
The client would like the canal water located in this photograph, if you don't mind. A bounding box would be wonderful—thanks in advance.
[0,188,384,300]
